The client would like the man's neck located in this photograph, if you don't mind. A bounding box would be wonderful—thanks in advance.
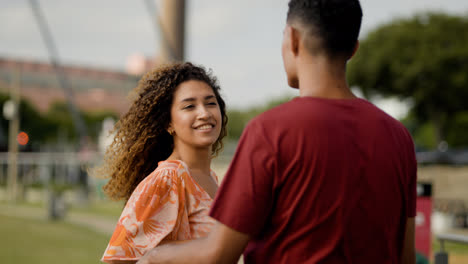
[297,55,356,100]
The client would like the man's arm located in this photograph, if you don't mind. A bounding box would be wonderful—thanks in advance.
[106,261,137,264]
[136,221,250,264]
[401,217,415,264]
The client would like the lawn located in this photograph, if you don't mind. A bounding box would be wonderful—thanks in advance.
[432,238,468,264]
[68,199,124,218]
[2,190,468,264]
[1,207,468,264]
[0,214,109,264]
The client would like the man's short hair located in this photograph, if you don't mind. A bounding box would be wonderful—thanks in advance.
[287,0,362,59]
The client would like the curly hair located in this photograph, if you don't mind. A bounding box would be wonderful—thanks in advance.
[94,62,228,202]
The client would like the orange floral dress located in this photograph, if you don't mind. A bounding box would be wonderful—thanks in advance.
[101,160,218,263]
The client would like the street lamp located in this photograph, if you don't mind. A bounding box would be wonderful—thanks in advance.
[3,77,20,202]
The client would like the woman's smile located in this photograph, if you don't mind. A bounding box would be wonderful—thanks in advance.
[194,123,215,131]
[170,80,222,150]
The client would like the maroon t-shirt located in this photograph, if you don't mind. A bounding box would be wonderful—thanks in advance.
[210,97,417,263]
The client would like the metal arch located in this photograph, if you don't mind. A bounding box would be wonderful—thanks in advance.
[143,0,180,62]
[27,0,88,148]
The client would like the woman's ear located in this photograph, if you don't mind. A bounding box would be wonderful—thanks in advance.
[167,124,174,136]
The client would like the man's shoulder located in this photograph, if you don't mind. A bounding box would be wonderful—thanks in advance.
[367,102,412,137]
[251,98,301,123]
[360,102,415,149]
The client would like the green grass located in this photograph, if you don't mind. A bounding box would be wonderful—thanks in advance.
[0,199,44,208]
[0,198,124,218]
[0,214,110,264]
[432,237,468,255]
[2,198,468,263]
[69,199,124,218]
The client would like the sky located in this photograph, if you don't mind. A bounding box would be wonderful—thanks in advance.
[1,0,468,118]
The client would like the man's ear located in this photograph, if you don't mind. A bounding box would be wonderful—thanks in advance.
[290,26,300,57]
[284,25,300,57]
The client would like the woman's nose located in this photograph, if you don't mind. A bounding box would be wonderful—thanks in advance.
[197,106,212,119]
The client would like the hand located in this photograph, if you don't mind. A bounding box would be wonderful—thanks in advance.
[135,250,155,264]
[135,221,249,264]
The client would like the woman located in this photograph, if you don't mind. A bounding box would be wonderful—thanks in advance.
[95,62,228,263]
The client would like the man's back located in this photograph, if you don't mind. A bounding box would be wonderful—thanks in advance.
[210,97,417,263]
[130,1,417,264]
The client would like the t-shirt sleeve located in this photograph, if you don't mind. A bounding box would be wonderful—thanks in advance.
[102,169,181,262]
[210,120,275,236]
[407,137,417,218]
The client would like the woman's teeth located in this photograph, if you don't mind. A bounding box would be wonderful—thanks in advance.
[197,125,212,130]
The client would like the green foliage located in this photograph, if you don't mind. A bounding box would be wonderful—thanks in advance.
[447,111,468,147]
[44,102,75,142]
[21,99,59,147]
[401,110,468,149]
[83,110,119,141]
[227,110,248,140]
[0,87,292,145]
[401,113,437,150]
[0,94,10,149]
[45,102,119,145]
[348,12,468,146]
[0,91,118,149]
[0,93,56,149]
[414,122,438,150]
[226,95,293,139]
[46,103,119,146]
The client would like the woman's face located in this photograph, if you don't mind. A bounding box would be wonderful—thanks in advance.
[169,80,222,151]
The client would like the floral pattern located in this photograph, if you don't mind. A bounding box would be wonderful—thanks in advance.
[101,160,217,263]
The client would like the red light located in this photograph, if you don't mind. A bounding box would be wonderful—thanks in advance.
[17,132,29,146]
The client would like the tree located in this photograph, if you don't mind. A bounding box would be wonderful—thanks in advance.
[0,90,119,150]
[45,102,118,146]
[0,92,57,150]
[226,96,293,140]
[348,13,468,145]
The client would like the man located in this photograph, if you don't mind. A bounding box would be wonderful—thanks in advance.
[137,0,416,263]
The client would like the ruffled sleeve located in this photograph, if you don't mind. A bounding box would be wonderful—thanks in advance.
[102,168,183,263]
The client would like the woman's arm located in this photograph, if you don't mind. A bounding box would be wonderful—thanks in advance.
[102,170,182,263]
[137,221,249,264]
[106,260,137,264]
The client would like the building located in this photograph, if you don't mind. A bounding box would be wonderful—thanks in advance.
[0,56,157,115]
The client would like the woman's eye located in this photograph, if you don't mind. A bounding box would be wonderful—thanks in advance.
[207,102,217,106]
[183,105,194,109]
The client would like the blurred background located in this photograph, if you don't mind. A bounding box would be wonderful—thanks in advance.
[0,0,467,263]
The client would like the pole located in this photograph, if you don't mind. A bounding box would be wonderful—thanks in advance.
[159,0,185,63]
[7,70,20,202]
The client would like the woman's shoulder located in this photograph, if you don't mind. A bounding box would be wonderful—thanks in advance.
[127,161,186,205]
[139,160,189,184]
[158,160,218,183]
[149,159,218,186]
[133,160,181,188]
[156,160,189,175]
[158,159,188,169]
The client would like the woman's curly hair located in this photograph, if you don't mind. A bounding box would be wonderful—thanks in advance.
[94,62,228,202]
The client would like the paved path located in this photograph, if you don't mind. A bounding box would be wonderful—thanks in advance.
[0,202,117,235]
